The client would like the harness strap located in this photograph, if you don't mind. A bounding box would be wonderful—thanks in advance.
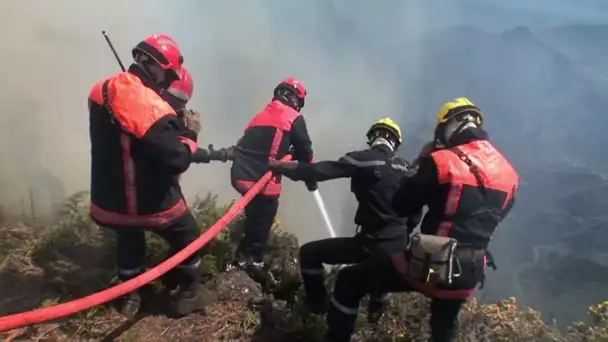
[447,146,500,288]
[101,80,115,124]
[448,147,488,199]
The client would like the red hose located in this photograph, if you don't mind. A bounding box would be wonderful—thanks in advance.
[0,155,291,332]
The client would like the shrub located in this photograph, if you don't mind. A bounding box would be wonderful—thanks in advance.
[1,191,608,341]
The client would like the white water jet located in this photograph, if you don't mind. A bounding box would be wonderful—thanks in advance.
[312,189,337,238]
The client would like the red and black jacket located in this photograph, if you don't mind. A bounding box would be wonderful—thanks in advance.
[391,128,519,299]
[88,65,199,228]
[230,100,314,196]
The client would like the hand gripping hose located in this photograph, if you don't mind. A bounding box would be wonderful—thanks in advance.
[0,155,291,332]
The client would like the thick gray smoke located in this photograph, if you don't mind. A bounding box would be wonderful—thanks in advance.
[0,0,414,238]
[0,0,606,323]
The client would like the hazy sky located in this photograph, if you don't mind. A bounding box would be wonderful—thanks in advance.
[417,0,608,30]
[490,0,608,25]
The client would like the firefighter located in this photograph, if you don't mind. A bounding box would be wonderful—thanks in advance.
[322,98,519,342]
[230,77,316,275]
[162,65,193,112]
[161,66,201,136]
[268,117,420,324]
[157,65,213,292]
[88,34,233,318]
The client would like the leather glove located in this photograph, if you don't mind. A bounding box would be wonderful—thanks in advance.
[182,109,201,135]
[305,180,318,192]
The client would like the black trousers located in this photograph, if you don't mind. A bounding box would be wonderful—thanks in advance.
[326,259,466,342]
[106,212,201,288]
[236,195,280,263]
[299,234,406,311]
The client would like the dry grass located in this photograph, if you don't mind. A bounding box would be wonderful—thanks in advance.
[0,192,607,341]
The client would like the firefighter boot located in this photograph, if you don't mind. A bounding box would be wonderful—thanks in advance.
[161,269,180,295]
[301,273,328,315]
[119,291,142,319]
[244,261,268,287]
[174,282,217,316]
[367,293,389,324]
[304,294,328,315]
[234,254,268,287]
[324,330,351,342]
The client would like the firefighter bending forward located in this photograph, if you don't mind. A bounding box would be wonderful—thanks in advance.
[231,78,316,274]
[269,118,420,324]
[88,34,233,318]
[320,98,519,342]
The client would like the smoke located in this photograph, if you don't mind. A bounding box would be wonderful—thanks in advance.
[0,0,428,239]
[0,0,606,321]
[0,0,599,229]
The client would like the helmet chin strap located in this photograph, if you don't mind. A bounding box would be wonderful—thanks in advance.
[370,137,395,151]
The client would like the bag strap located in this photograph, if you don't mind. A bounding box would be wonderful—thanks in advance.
[101,80,116,124]
[102,80,132,138]
[447,147,502,253]
[448,147,488,200]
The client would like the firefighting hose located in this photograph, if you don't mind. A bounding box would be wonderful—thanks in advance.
[0,155,292,333]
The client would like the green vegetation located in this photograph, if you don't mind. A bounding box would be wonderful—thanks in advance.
[0,192,607,341]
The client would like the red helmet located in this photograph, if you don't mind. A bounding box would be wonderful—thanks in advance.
[168,66,193,101]
[274,77,307,111]
[132,34,184,78]
[278,77,306,99]
[162,66,193,111]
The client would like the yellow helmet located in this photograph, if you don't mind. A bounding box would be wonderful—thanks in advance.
[436,97,483,127]
[366,117,403,146]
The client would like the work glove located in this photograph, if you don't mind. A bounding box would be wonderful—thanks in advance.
[269,161,316,187]
[182,108,201,135]
[268,161,300,181]
[305,180,318,192]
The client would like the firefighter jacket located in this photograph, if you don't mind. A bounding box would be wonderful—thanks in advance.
[391,127,519,299]
[274,144,419,239]
[88,65,199,228]
[231,100,314,197]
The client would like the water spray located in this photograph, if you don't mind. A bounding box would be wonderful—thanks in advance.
[312,189,337,238]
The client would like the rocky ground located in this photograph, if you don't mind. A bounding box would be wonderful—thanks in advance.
[0,192,607,341]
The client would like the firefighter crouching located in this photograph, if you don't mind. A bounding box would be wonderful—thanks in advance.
[268,117,421,324]
[88,34,234,318]
[230,77,316,277]
[319,97,519,342]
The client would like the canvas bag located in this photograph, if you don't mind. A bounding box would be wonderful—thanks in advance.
[405,233,460,285]
[404,146,493,286]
